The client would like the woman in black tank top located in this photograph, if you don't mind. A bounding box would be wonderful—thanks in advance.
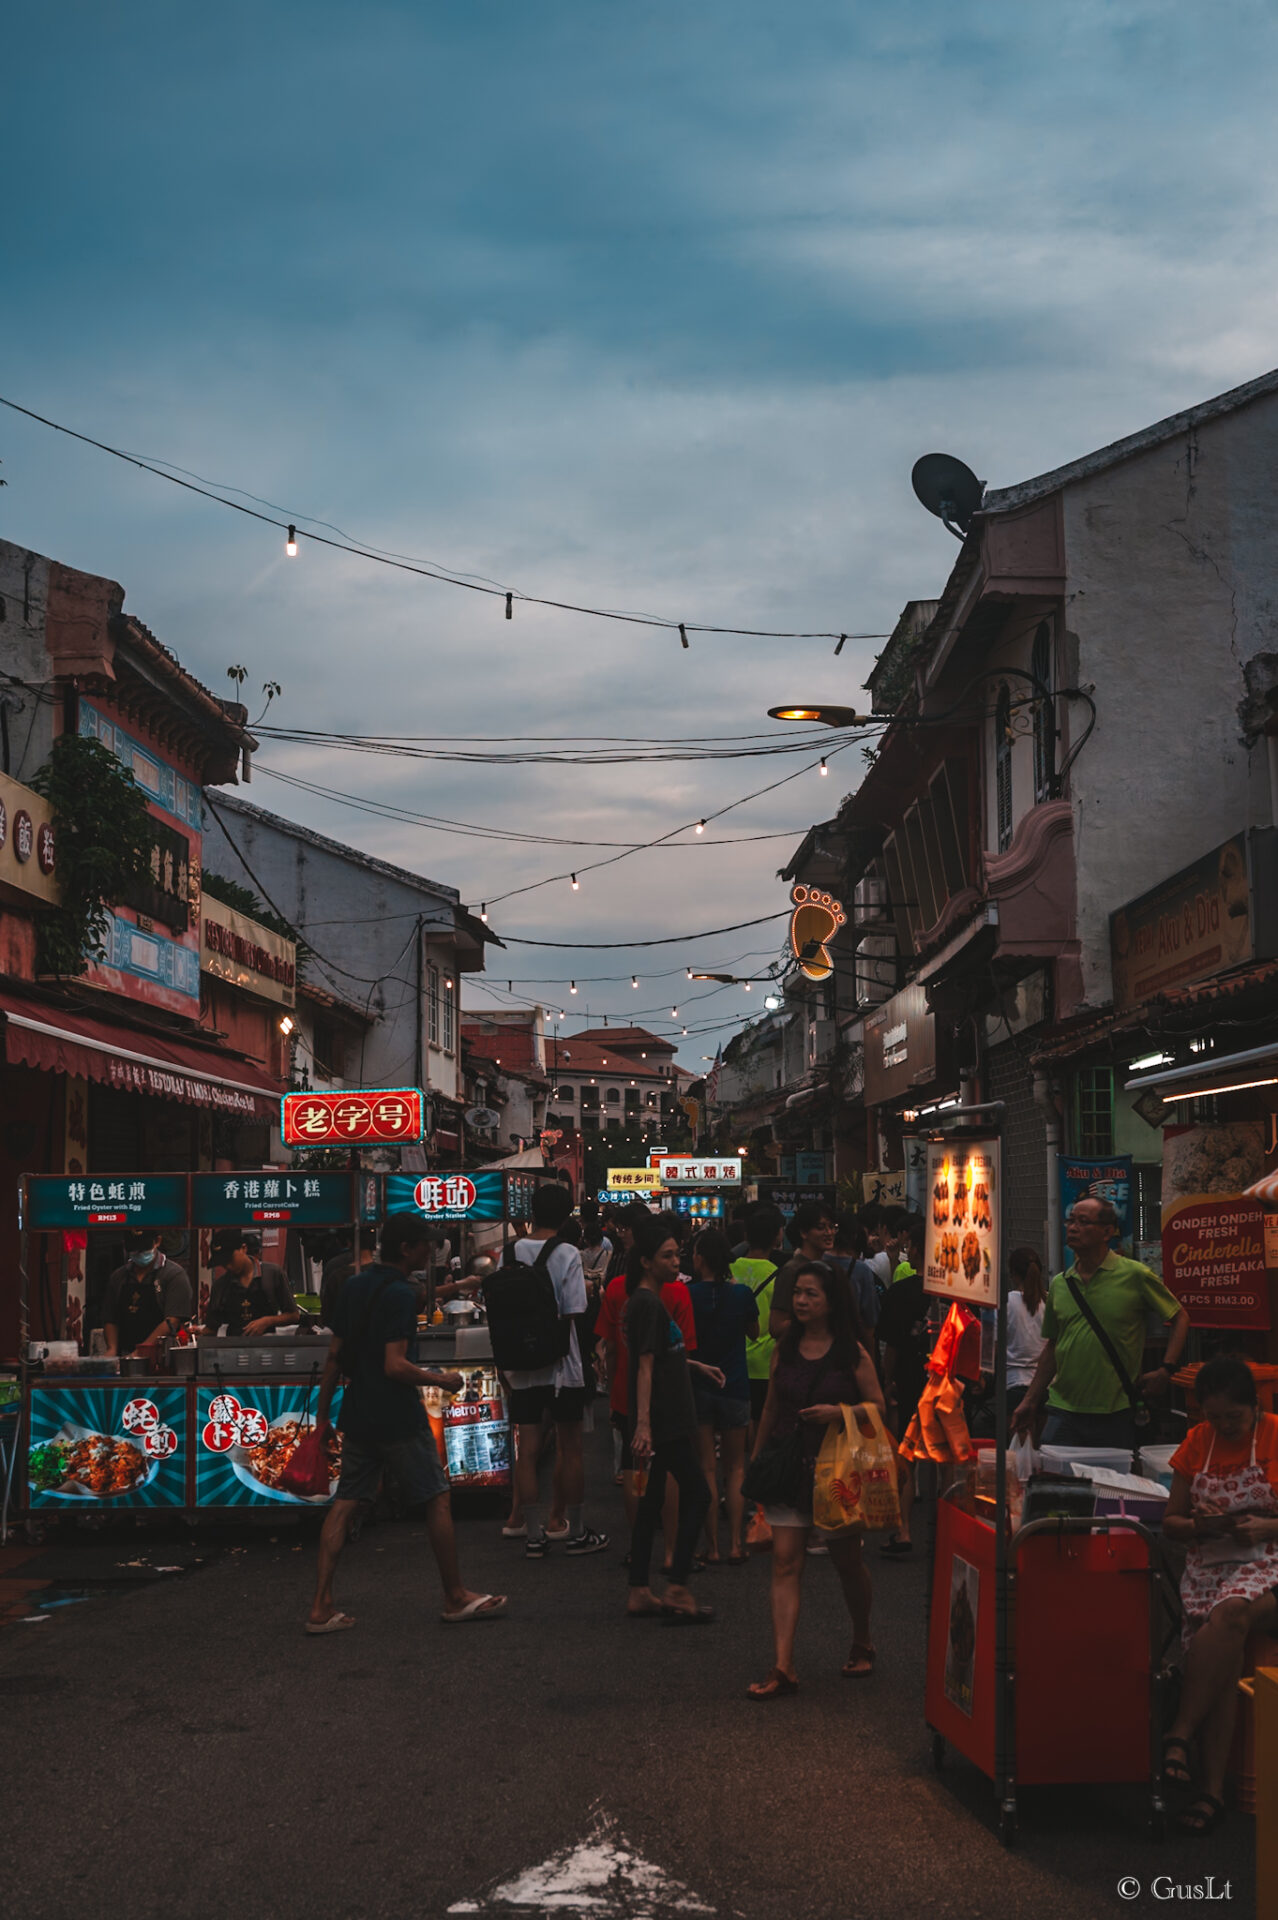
[747,1258,883,1699]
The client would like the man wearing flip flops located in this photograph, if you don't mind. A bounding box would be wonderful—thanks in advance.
[307,1216,507,1633]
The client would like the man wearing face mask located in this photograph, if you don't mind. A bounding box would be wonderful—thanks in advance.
[102,1231,194,1357]
[206,1229,299,1336]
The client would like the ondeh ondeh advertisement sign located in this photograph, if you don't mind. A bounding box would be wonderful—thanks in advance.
[1161,1196,1270,1328]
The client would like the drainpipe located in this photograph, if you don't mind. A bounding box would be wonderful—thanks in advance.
[1033,1070,1063,1275]
[1268,730,1278,828]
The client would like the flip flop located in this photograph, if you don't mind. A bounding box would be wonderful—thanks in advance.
[727,1552,748,1565]
[305,1612,356,1635]
[1175,1794,1226,1837]
[841,1643,876,1678]
[1162,1737,1194,1788]
[661,1603,715,1625]
[747,1667,799,1700]
[441,1594,508,1623]
[626,1603,665,1619]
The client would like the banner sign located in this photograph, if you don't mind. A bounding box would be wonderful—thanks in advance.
[24,1174,188,1231]
[923,1137,1000,1307]
[656,1156,742,1186]
[1058,1155,1133,1245]
[195,1384,344,1507]
[281,1088,425,1147]
[384,1169,505,1222]
[1161,1196,1271,1328]
[441,1374,512,1489]
[29,1385,187,1508]
[607,1168,664,1192]
[192,1171,356,1227]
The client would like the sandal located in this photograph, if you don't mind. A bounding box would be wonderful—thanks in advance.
[662,1558,706,1576]
[747,1667,799,1700]
[661,1602,715,1625]
[1162,1736,1194,1789]
[1175,1794,1225,1837]
[841,1643,875,1679]
[727,1551,748,1565]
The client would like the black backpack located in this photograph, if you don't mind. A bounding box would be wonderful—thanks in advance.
[485,1236,573,1373]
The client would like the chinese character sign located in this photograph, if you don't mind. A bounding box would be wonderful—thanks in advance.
[656,1157,742,1187]
[923,1138,1000,1307]
[607,1169,664,1191]
[191,1172,355,1227]
[24,1174,188,1231]
[280,1088,425,1148]
[385,1169,505,1222]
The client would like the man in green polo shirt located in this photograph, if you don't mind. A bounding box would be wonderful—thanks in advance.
[1013,1196,1190,1449]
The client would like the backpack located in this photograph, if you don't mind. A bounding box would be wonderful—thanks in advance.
[485,1236,573,1373]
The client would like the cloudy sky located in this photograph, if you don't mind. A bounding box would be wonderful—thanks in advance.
[7,2,1278,1062]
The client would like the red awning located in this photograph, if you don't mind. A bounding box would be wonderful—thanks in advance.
[0,991,282,1118]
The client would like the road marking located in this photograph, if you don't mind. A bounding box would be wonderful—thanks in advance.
[448,1806,722,1916]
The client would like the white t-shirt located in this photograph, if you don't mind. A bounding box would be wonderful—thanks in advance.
[1005,1291,1047,1387]
[869,1249,893,1289]
[503,1237,587,1391]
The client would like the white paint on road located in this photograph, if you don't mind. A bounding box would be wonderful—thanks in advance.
[448,1807,720,1917]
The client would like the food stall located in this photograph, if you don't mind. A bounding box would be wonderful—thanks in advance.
[649,1154,743,1227]
[918,1108,1173,1846]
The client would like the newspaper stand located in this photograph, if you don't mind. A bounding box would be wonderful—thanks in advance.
[917,1106,1169,1846]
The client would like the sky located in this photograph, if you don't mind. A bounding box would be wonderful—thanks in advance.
[7,0,1278,1066]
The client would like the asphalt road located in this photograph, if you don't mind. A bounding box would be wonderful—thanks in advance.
[0,1429,1253,1920]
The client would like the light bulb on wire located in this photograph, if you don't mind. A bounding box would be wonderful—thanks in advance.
[631,976,638,989]
[820,758,828,776]
[570,980,577,993]
[570,873,579,890]
[479,903,488,923]
[285,525,298,558]
[695,819,705,834]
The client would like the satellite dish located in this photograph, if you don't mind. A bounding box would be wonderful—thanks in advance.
[911,454,984,540]
[465,1106,500,1130]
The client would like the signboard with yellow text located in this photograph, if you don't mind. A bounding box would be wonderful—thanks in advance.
[923,1139,1000,1307]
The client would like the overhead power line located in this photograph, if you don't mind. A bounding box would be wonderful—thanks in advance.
[0,393,891,647]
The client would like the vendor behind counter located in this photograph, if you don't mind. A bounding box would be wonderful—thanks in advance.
[103,1231,193,1357]
[207,1229,299,1336]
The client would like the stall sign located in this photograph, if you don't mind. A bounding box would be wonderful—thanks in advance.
[656,1156,742,1186]
[194,1384,343,1507]
[1110,829,1278,1012]
[191,1171,357,1227]
[1058,1155,1133,1245]
[443,1380,512,1489]
[794,1151,829,1187]
[24,1174,188,1231]
[281,1087,425,1147]
[384,1169,504,1222]
[607,1168,664,1192]
[1161,1196,1270,1329]
[788,883,846,983]
[29,1385,187,1508]
[923,1138,1000,1307]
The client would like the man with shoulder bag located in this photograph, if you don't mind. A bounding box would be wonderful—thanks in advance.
[1013,1196,1189,1462]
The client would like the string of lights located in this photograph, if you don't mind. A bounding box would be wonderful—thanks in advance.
[253,724,865,766]
[0,393,891,648]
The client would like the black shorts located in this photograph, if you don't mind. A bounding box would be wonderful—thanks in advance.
[508,1382,586,1426]
[611,1409,634,1469]
[749,1379,770,1422]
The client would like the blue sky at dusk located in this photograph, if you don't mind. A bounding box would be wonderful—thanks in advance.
[6,2,1278,1054]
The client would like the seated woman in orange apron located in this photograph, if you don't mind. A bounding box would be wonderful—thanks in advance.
[1162,1354,1278,1835]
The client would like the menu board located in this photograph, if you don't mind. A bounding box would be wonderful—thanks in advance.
[28,1385,187,1508]
[194,1383,343,1507]
[923,1138,1000,1307]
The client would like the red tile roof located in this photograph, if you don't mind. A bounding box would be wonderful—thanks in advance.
[572,1026,676,1055]
[545,1036,668,1079]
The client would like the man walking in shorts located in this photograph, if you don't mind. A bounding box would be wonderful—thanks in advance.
[307,1216,506,1632]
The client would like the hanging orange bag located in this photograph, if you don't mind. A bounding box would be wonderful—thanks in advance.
[812,1403,902,1537]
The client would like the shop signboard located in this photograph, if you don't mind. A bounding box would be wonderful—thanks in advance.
[1161,1196,1270,1329]
[192,1171,356,1227]
[202,894,296,1007]
[794,1151,828,1187]
[656,1156,742,1186]
[923,1137,1000,1307]
[0,770,58,906]
[1110,828,1278,1012]
[281,1088,425,1147]
[863,1169,907,1207]
[863,984,938,1108]
[194,1384,343,1507]
[384,1169,505,1222]
[24,1173,188,1231]
[607,1168,664,1192]
[29,1385,187,1508]
[1058,1155,1133,1245]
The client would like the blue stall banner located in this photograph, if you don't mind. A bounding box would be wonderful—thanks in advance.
[29,1385,187,1507]
[1058,1154,1134,1246]
[794,1152,828,1187]
[195,1383,343,1508]
[384,1170,506,1222]
[192,1171,356,1227]
[25,1174,188,1231]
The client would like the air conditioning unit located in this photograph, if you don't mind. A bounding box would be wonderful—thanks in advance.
[853,872,890,929]
[855,938,895,1008]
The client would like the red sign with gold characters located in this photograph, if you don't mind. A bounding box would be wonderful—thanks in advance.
[281,1087,425,1147]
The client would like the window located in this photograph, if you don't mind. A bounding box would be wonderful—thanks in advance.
[994,683,1014,852]
[581,1085,600,1110]
[582,1111,600,1131]
[1074,1067,1114,1156]
[427,964,440,1047]
[311,1017,346,1082]
[606,1116,622,1132]
[606,1087,621,1105]
[442,975,455,1053]
[1032,623,1055,802]
[554,1083,574,1103]
[124,821,192,932]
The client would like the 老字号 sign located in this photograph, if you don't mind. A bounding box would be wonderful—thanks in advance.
[191,1171,357,1227]
[24,1174,188,1231]
[281,1088,424,1147]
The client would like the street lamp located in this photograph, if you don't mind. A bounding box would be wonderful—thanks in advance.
[768,704,868,728]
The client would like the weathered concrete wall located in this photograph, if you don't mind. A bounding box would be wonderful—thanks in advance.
[1061,400,1277,1006]
[0,543,57,782]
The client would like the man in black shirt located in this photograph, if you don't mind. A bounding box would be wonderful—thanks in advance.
[877,1217,928,1557]
[102,1233,193,1356]
[206,1230,298,1335]
[307,1216,507,1633]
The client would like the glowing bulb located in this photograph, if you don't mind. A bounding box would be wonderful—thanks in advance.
[681,1027,688,1036]
[686,967,693,979]
[743,982,751,991]
[671,1007,678,1018]
[480,903,488,923]
[695,819,705,834]
[570,980,577,993]
[571,873,579,890]
[632,976,638,989]
[278,1014,295,1035]
[285,525,298,558]
[820,758,828,776]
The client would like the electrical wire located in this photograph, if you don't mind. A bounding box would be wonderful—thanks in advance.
[253,724,865,766]
[0,393,891,645]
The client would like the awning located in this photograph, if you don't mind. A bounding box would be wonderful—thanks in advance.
[1124,1039,1278,1099]
[0,991,282,1118]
